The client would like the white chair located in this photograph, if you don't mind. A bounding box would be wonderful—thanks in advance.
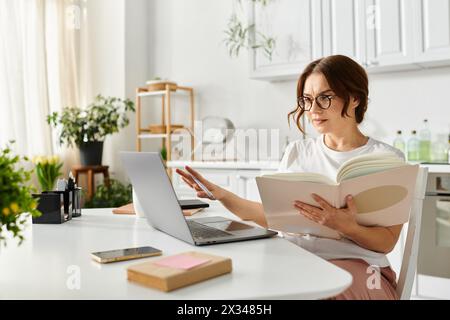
[396,167,428,300]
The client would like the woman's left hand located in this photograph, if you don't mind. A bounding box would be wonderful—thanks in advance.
[293,194,359,236]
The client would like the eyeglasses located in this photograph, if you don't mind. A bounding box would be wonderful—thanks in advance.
[297,95,336,111]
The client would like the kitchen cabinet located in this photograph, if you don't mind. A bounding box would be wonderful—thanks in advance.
[321,0,366,65]
[365,0,416,70]
[414,0,450,66]
[249,0,450,81]
[236,169,279,202]
[248,0,323,81]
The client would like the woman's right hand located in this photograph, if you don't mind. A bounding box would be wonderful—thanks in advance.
[175,166,226,201]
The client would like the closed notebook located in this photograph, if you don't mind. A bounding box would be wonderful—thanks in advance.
[112,203,203,216]
[127,251,232,292]
[256,152,419,239]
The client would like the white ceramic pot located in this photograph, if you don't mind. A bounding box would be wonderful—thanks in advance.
[132,188,146,218]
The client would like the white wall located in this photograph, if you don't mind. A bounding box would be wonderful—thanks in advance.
[149,0,301,146]
[367,68,450,144]
[87,0,450,182]
[86,0,150,183]
[149,0,450,154]
[86,0,125,98]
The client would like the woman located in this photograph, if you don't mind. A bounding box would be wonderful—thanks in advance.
[176,55,403,300]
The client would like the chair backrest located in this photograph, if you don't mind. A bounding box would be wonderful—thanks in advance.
[396,167,428,300]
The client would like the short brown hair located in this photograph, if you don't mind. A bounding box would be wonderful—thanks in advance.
[288,55,369,134]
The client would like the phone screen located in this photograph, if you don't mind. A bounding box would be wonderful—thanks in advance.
[91,246,162,262]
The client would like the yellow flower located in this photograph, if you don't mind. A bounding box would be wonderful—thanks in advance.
[2,207,10,216]
[32,155,39,164]
[40,157,48,165]
[52,155,60,164]
[10,202,19,214]
[33,156,43,165]
[30,200,37,210]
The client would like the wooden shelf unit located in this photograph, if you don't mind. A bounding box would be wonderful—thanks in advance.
[135,84,195,163]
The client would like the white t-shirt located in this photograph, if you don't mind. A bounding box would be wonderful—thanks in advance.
[278,134,405,267]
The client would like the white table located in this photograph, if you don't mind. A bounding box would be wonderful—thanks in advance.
[0,204,352,299]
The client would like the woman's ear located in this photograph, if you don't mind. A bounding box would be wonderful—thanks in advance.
[351,96,360,109]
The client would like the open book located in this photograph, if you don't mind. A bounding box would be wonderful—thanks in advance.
[256,153,419,240]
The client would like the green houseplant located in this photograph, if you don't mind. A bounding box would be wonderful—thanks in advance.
[84,179,132,208]
[0,143,41,245]
[224,0,276,60]
[47,95,135,166]
[32,155,63,191]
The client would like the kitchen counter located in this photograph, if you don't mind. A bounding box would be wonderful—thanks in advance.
[167,160,281,170]
[168,160,450,172]
[416,163,450,173]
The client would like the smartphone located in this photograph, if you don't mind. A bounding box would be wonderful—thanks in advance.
[179,199,210,210]
[91,246,162,264]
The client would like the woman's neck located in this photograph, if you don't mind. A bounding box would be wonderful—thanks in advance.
[324,128,368,152]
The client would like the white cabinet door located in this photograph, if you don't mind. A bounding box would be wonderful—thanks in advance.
[414,0,450,64]
[247,0,450,80]
[365,0,415,68]
[235,169,279,202]
[236,171,261,202]
[249,0,323,81]
[321,0,367,66]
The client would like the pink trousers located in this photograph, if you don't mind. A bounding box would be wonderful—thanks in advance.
[327,259,399,300]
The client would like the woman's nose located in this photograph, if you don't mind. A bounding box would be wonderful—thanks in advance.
[309,99,323,113]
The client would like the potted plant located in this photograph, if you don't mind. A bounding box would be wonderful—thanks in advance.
[84,179,132,208]
[47,95,135,166]
[0,143,41,246]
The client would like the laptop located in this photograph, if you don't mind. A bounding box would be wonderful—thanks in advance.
[120,152,278,245]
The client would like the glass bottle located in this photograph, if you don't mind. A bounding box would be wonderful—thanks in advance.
[407,130,420,162]
[393,130,406,154]
[448,134,450,164]
[419,119,431,162]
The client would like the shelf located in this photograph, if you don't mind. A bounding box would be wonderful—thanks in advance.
[137,90,191,97]
[136,84,195,162]
[136,87,193,97]
[137,90,167,97]
[138,133,192,139]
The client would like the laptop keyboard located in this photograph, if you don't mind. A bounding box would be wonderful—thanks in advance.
[187,220,232,239]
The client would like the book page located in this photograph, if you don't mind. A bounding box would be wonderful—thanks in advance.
[336,152,404,182]
[262,172,336,185]
[338,163,406,181]
[338,165,419,226]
